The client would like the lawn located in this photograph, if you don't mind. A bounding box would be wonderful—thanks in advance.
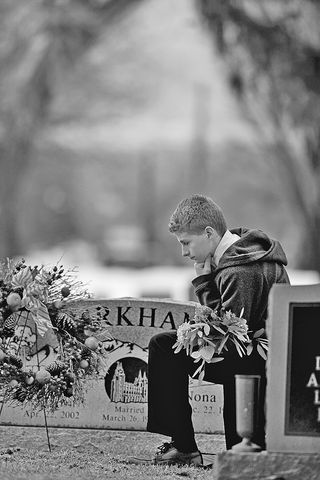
[0,426,225,480]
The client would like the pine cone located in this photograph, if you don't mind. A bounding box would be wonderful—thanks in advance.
[2,326,15,338]
[55,312,77,334]
[81,310,91,323]
[8,354,23,368]
[80,345,92,359]
[45,360,66,376]
[3,312,19,330]
[14,387,27,402]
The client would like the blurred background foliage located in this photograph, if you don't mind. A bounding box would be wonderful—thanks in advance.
[199,0,320,271]
[0,0,319,295]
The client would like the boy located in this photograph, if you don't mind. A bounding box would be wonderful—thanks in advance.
[147,194,289,466]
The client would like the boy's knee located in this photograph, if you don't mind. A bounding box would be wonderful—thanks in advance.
[148,330,176,351]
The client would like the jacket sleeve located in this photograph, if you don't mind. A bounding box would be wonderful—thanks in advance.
[192,273,221,312]
[192,266,265,332]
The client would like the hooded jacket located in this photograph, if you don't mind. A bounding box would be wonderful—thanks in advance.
[192,228,290,334]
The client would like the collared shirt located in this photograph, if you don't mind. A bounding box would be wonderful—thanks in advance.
[213,230,240,267]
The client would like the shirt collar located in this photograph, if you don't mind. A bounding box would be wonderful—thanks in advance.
[213,230,240,267]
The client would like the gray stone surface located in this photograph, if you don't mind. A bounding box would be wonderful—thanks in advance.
[1,298,224,433]
[215,451,320,480]
[267,284,320,453]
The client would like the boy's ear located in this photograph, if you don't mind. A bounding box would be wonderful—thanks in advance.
[204,226,215,238]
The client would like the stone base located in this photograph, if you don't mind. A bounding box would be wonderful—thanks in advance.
[215,451,320,480]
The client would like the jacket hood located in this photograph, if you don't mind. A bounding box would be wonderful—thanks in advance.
[216,228,288,270]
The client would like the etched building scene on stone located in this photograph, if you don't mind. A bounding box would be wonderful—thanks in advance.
[109,360,148,404]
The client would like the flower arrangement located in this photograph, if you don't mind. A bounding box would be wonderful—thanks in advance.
[173,304,268,382]
[0,258,111,412]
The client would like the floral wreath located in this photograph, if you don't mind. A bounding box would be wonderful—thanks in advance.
[0,258,111,412]
[173,304,268,381]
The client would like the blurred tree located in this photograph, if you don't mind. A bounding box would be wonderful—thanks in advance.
[188,84,211,193]
[198,0,320,271]
[0,0,141,257]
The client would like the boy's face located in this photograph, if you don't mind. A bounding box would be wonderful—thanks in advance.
[175,228,219,264]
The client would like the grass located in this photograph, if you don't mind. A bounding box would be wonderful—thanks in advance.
[0,426,225,480]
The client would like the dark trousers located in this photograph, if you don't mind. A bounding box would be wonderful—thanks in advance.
[147,330,266,450]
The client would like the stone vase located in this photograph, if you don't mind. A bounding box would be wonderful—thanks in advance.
[232,374,262,452]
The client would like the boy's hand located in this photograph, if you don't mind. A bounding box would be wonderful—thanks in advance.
[194,255,212,276]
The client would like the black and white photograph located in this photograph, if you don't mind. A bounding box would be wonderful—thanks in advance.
[0,1,319,479]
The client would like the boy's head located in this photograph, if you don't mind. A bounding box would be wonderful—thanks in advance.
[168,194,227,235]
[168,194,227,263]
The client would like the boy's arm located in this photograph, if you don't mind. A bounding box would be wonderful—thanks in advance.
[192,266,265,332]
[192,273,221,312]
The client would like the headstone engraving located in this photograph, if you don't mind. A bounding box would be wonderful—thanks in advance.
[0,298,223,433]
[267,284,320,453]
[286,302,320,435]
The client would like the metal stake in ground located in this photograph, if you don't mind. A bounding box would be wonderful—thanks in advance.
[35,323,52,453]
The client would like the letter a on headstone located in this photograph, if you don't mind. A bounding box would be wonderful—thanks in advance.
[306,373,319,388]
[159,312,176,330]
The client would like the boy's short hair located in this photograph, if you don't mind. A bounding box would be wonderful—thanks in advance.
[168,194,227,236]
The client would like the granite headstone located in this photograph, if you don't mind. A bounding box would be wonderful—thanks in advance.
[215,283,320,480]
[267,283,320,453]
[0,298,223,433]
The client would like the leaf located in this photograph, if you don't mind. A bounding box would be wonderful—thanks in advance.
[198,370,205,385]
[203,324,210,336]
[211,324,225,334]
[205,338,217,347]
[193,356,202,363]
[257,343,267,360]
[96,330,113,342]
[236,333,250,343]
[191,350,202,359]
[230,336,246,355]
[253,328,265,339]
[11,267,33,288]
[246,343,253,355]
[231,338,244,357]
[192,360,205,378]
[235,342,244,357]
[209,357,224,363]
[259,341,269,351]
[217,334,229,354]
[200,344,216,361]
[190,331,197,341]
[239,307,244,318]
[32,302,53,336]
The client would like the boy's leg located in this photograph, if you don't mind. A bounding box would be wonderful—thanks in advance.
[147,331,199,453]
[204,356,266,450]
[222,378,241,449]
[147,332,266,453]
